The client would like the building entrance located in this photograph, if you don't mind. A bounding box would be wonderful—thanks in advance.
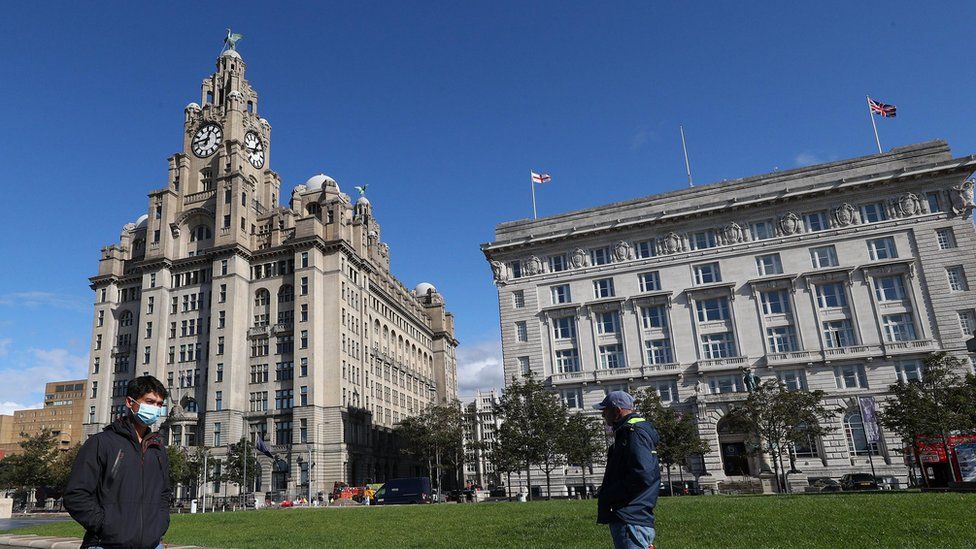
[721,442,750,476]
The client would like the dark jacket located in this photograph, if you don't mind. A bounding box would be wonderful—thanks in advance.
[63,417,171,549]
[597,413,660,527]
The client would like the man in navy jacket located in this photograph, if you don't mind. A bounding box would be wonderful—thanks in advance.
[596,390,660,549]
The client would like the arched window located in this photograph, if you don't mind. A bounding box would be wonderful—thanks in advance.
[247,101,254,113]
[844,411,880,456]
[254,289,271,307]
[119,310,133,328]
[278,285,294,304]
[190,225,212,242]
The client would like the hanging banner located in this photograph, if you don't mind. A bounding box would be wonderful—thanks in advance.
[956,443,976,482]
[858,396,880,443]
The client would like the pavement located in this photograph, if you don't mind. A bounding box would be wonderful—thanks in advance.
[0,515,71,533]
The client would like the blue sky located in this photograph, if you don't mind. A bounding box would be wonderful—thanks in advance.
[2,1,976,407]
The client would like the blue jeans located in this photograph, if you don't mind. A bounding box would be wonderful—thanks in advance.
[610,522,655,549]
[89,545,163,549]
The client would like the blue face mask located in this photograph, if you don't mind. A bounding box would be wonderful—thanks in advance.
[131,401,165,426]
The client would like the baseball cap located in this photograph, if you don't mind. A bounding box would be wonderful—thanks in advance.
[592,390,634,410]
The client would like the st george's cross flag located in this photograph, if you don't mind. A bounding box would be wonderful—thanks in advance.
[868,97,897,118]
[531,171,552,184]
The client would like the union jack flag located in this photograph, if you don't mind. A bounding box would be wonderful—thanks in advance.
[531,171,552,184]
[869,97,897,118]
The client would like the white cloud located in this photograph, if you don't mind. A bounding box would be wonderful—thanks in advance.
[0,338,11,357]
[0,401,42,415]
[0,291,88,311]
[0,347,89,406]
[456,339,504,397]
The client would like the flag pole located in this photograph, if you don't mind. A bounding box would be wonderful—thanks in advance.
[530,171,538,219]
[867,95,883,154]
[680,125,694,187]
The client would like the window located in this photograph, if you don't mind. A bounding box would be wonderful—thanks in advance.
[300,386,308,406]
[515,321,528,342]
[750,221,775,241]
[512,290,525,309]
[97,310,104,327]
[217,310,226,329]
[145,322,153,339]
[143,346,150,364]
[214,422,222,447]
[651,380,678,402]
[216,363,223,382]
[792,425,820,458]
[96,335,102,350]
[550,284,571,304]
[689,230,717,250]
[756,254,783,276]
[834,365,868,389]
[217,336,225,355]
[554,350,578,373]
[300,277,309,295]
[816,283,848,308]
[696,298,730,322]
[275,420,293,445]
[804,211,829,232]
[561,388,583,409]
[926,191,942,213]
[644,339,673,365]
[640,305,667,330]
[895,360,924,383]
[593,278,615,299]
[810,246,839,268]
[215,391,223,411]
[300,252,309,268]
[760,290,791,315]
[275,389,294,410]
[947,266,969,291]
[300,357,308,377]
[596,311,620,335]
[822,320,857,348]
[223,214,231,229]
[508,261,523,279]
[693,263,721,285]
[859,202,887,223]
[638,271,661,292]
[701,332,736,359]
[873,276,906,302]
[218,284,227,303]
[635,240,656,259]
[766,326,798,353]
[777,369,807,391]
[844,410,880,456]
[590,247,611,266]
[599,344,625,369]
[90,381,98,398]
[958,310,976,337]
[553,317,576,340]
[548,254,567,272]
[300,330,308,349]
[708,374,742,394]
[517,356,532,375]
[867,237,897,260]
[147,296,156,315]
[300,303,308,322]
[882,313,917,342]
[220,260,228,276]
[937,228,957,249]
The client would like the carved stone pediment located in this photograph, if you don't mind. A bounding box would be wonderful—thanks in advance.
[570,248,588,269]
[720,222,744,245]
[661,232,683,254]
[778,212,801,235]
[893,193,921,217]
[612,240,633,262]
[525,256,544,276]
[833,203,857,227]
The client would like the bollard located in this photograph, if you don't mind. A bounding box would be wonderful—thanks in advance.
[190,499,197,514]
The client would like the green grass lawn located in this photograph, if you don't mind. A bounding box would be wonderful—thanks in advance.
[6,492,976,548]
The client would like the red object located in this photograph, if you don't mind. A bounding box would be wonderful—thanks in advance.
[868,98,897,118]
[915,434,976,481]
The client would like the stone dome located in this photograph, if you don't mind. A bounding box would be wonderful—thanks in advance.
[185,102,201,111]
[134,214,149,229]
[356,195,371,206]
[304,174,339,192]
[414,282,437,296]
[221,49,241,59]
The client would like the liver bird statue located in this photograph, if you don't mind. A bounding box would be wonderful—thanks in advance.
[354,185,368,196]
[224,28,244,51]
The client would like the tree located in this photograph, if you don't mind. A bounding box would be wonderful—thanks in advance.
[726,381,835,493]
[395,401,466,493]
[49,444,81,493]
[220,438,260,498]
[0,429,60,497]
[879,352,976,486]
[485,434,522,498]
[633,390,710,495]
[493,375,569,500]
[559,412,606,499]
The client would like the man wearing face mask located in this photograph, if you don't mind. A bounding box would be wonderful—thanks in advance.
[595,390,660,549]
[65,376,172,549]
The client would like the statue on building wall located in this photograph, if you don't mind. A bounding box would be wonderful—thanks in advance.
[695,378,706,396]
[612,240,633,262]
[661,232,682,254]
[741,367,760,393]
[950,178,976,218]
[832,203,856,227]
[778,212,801,236]
[490,260,507,283]
[525,256,543,276]
[894,192,921,217]
[720,222,744,245]
[570,248,588,269]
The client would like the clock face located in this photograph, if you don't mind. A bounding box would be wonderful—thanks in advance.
[191,124,222,157]
[244,131,265,168]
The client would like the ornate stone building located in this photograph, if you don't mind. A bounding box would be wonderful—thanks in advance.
[483,141,976,493]
[462,389,502,488]
[85,41,458,500]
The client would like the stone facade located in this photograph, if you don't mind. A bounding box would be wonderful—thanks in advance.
[462,389,502,488]
[84,43,458,501]
[0,380,87,458]
[482,141,976,494]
